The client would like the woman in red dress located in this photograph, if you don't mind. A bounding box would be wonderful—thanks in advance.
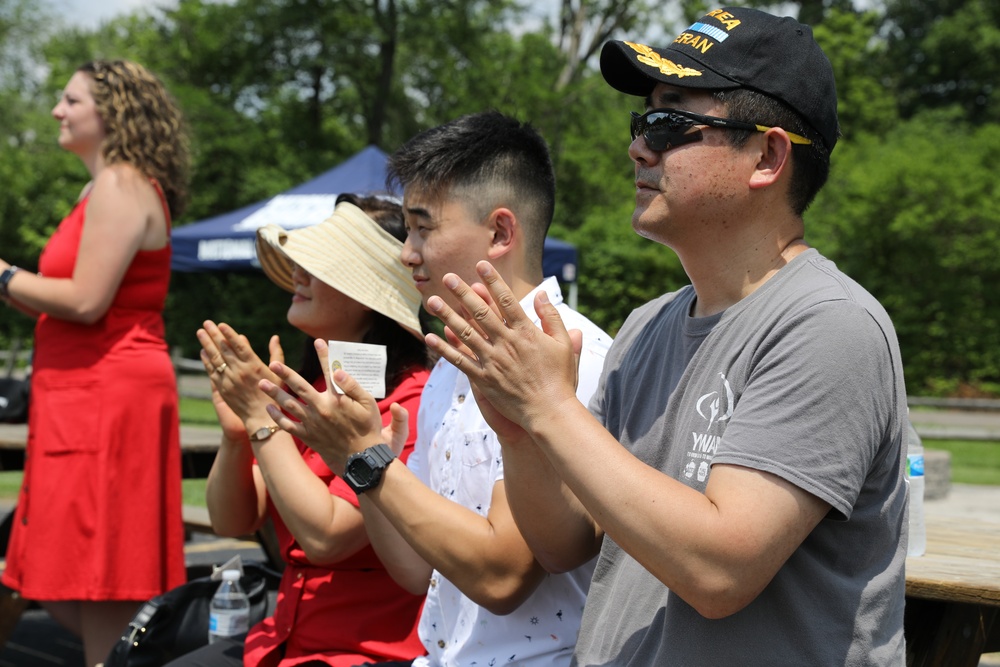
[0,60,190,665]
[172,196,429,667]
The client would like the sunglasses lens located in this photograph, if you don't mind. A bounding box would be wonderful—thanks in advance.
[631,111,696,152]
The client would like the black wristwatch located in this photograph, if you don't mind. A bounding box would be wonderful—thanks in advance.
[343,444,395,494]
[0,266,19,298]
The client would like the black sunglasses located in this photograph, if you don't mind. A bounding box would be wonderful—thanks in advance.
[630,108,813,152]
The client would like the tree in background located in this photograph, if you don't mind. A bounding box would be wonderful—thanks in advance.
[554,0,654,89]
[807,114,1000,395]
[3,0,1000,395]
[0,0,86,346]
[883,0,1000,125]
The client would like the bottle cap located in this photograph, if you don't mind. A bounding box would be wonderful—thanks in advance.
[221,569,241,581]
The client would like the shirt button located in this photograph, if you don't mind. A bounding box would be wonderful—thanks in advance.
[457,394,465,404]
[438,640,446,648]
[297,572,303,579]
[445,450,451,460]
[430,577,437,588]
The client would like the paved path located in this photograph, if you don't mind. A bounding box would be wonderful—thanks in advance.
[924,482,1000,522]
[909,407,1000,441]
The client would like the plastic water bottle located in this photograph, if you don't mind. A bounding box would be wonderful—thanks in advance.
[906,420,926,557]
[208,569,251,644]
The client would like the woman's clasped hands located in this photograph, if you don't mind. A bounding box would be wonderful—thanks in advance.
[196,320,285,440]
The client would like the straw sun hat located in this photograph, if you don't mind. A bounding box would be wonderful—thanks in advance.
[255,201,422,338]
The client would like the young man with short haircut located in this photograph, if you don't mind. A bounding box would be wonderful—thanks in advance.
[262,111,611,666]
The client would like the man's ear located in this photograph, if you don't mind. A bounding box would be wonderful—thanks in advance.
[748,129,793,190]
[486,207,517,260]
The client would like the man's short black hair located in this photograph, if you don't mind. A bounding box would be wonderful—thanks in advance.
[388,110,556,266]
[713,88,831,216]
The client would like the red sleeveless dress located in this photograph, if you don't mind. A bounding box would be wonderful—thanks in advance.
[2,185,187,600]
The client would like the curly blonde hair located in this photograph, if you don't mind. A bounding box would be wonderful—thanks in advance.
[78,60,191,218]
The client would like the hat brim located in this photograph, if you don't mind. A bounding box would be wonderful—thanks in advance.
[600,40,739,97]
[256,225,297,294]
[255,203,423,340]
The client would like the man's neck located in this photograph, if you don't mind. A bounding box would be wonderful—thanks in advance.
[508,273,546,304]
[495,254,544,303]
[679,225,808,318]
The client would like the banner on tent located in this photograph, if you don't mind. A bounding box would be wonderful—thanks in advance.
[197,239,259,264]
[234,194,341,232]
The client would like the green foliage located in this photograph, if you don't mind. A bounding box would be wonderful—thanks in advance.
[813,9,899,141]
[884,0,1000,124]
[0,3,89,343]
[570,208,689,334]
[807,111,1000,392]
[166,271,303,364]
[4,0,1000,398]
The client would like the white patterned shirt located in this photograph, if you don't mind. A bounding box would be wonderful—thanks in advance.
[408,277,611,667]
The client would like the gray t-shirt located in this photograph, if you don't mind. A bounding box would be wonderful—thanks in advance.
[575,249,907,667]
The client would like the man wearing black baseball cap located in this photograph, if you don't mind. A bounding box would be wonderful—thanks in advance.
[418,6,908,666]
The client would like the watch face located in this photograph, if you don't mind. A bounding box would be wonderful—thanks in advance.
[251,425,278,441]
[344,445,392,493]
[348,458,377,486]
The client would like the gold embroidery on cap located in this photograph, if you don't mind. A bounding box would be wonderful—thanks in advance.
[625,41,703,79]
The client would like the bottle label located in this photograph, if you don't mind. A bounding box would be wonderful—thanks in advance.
[210,609,250,636]
[907,454,925,478]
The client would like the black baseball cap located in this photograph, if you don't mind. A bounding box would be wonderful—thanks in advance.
[601,7,839,152]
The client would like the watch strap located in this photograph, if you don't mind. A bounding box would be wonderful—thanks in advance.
[249,424,280,442]
[367,443,395,467]
[0,266,19,298]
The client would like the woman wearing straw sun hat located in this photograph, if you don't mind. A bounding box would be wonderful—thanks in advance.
[176,196,430,667]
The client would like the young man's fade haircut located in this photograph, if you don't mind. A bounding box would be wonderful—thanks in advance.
[387,110,556,270]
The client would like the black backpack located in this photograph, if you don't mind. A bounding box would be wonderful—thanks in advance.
[104,562,280,667]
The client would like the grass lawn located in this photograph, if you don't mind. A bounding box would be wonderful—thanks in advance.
[0,471,210,506]
[182,477,208,506]
[923,438,1000,486]
[180,396,220,425]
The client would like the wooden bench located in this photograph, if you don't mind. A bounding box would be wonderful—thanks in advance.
[183,504,283,574]
[0,422,223,476]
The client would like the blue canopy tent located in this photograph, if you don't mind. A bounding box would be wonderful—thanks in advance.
[171,145,579,306]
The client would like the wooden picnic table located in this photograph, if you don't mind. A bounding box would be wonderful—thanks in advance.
[905,514,1000,666]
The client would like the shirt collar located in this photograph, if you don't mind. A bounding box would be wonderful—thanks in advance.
[519,276,563,326]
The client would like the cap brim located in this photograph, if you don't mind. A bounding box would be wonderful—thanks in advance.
[600,40,738,97]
